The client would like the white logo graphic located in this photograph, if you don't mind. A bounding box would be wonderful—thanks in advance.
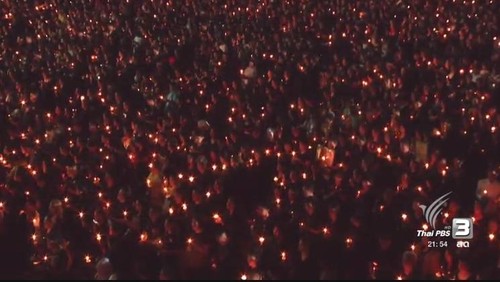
[418,192,452,229]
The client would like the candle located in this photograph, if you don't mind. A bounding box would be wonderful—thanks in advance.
[188,176,195,183]
[281,251,287,261]
[85,255,92,263]
[206,191,211,198]
[322,227,329,236]
[182,203,188,211]
[140,232,148,242]
[96,233,102,242]
[489,233,495,241]
[422,223,429,231]
[79,211,84,219]
[397,275,403,280]
[345,237,353,248]
[410,244,415,251]
[212,213,222,224]
[401,213,408,222]
[258,236,265,245]
[241,274,247,280]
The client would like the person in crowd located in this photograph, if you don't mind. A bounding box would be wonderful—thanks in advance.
[0,0,498,279]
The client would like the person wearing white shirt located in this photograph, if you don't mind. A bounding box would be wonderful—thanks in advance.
[476,170,500,201]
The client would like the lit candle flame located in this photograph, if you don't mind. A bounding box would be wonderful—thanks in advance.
[213,213,221,223]
[422,223,429,231]
[259,236,265,245]
[96,233,102,242]
[401,213,408,221]
[84,255,91,263]
[489,233,495,241]
[346,237,353,247]
[281,251,287,261]
[241,274,247,280]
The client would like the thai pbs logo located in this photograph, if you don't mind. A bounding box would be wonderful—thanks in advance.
[417,192,473,243]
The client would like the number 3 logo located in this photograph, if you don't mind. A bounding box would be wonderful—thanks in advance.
[452,218,473,239]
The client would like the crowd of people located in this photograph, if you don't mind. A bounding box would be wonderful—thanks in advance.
[0,0,499,280]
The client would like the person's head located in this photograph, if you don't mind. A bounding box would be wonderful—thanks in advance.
[226,198,235,212]
[49,199,63,218]
[191,218,202,233]
[117,189,127,204]
[378,233,392,250]
[247,254,258,269]
[149,207,161,223]
[217,231,229,246]
[458,259,472,276]
[488,170,498,182]
[304,200,315,215]
[328,205,339,222]
[95,257,114,280]
[402,251,417,275]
